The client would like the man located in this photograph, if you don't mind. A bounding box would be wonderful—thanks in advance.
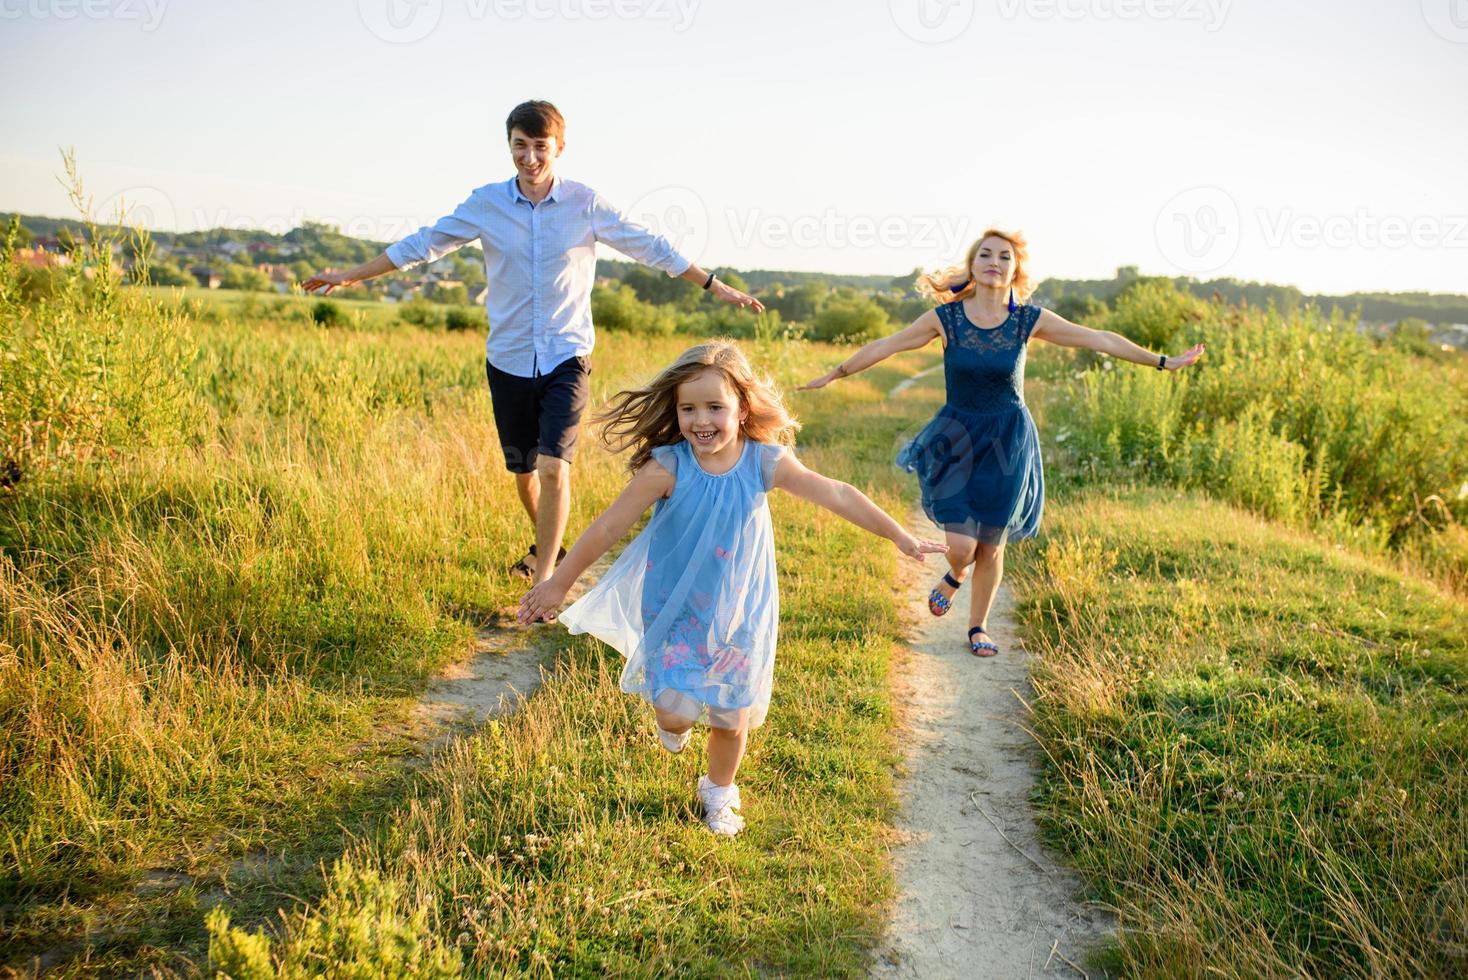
[303,100,762,604]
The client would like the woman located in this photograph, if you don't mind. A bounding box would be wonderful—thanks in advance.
[801,229,1204,656]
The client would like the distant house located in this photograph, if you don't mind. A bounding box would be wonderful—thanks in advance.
[215,241,249,259]
[465,284,487,304]
[386,279,422,301]
[247,242,273,256]
[256,263,295,293]
[190,266,222,289]
[12,247,71,269]
[1433,323,1468,352]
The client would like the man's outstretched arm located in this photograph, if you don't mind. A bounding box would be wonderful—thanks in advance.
[590,193,763,312]
[302,253,397,295]
[303,191,480,295]
[676,262,764,312]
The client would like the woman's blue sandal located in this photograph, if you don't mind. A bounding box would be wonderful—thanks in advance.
[968,626,1000,657]
[928,572,962,616]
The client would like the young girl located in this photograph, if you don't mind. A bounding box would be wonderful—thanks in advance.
[802,229,1204,657]
[517,341,946,836]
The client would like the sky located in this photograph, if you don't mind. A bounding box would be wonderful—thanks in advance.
[2,0,1465,295]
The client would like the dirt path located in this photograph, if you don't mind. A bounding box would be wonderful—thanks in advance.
[872,537,1113,977]
[875,364,1113,977]
[411,554,614,752]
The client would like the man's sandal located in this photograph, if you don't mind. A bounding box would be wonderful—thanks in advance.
[928,572,962,616]
[968,626,1000,658]
[509,544,567,580]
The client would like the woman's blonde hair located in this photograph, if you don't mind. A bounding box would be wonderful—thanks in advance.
[596,339,800,472]
[915,228,1034,305]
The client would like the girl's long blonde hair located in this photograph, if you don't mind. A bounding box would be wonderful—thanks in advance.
[597,340,800,473]
[916,228,1035,306]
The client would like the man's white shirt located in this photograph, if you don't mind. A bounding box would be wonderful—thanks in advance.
[386,176,692,378]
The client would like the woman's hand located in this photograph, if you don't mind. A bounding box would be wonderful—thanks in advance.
[1165,343,1206,370]
[798,368,841,391]
[517,579,568,625]
[300,269,354,295]
[896,534,948,561]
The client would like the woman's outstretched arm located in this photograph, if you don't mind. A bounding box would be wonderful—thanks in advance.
[799,308,943,390]
[770,454,947,560]
[1031,309,1205,370]
[516,460,674,623]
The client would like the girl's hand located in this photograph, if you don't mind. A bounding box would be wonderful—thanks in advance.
[798,369,839,391]
[896,534,948,561]
[1165,343,1206,370]
[517,580,568,625]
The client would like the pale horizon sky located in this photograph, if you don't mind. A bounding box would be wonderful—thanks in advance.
[2,0,1465,294]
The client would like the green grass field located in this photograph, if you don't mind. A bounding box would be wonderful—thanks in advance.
[3,266,1466,977]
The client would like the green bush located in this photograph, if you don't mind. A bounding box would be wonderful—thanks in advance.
[311,299,346,328]
[444,306,478,332]
[1105,279,1209,350]
[398,296,443,329]
[207,859,462,978]
[1052,299,1468,584]
[0,215,193,489]
[678,303,780,339]
[590,282,676,336]
[221,266,271,291]
[807,291,894,343]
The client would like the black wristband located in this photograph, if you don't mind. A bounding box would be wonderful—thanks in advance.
[1157,354,1167,370]
[702,272,716,291]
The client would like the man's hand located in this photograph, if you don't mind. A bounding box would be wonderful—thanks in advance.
[709,279,764,312]
[301,270,354,295]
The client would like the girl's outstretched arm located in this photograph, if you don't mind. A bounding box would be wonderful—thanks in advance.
[799,308,943,390]
[770,454,947,560]
[516,460,675,624]
[1031,308,1205,370]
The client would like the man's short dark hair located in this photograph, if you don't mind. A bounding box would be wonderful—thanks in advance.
[506,101,565,143]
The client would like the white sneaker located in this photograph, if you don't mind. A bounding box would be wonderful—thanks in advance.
[697,774,745,836]
[657,724,692,754]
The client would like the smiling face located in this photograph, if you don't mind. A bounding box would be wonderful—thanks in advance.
[676,368,746,460]
[970,235,1016,289]
[509,127,562,189]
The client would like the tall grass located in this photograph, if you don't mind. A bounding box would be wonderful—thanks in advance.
[1009,488,1467,978]
[2,251,942,972]
[1050,288,1468,591]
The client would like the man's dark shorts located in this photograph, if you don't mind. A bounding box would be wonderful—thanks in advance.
[485,355,592,474]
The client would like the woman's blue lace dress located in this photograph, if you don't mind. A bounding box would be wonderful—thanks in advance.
[896,301,1045,545]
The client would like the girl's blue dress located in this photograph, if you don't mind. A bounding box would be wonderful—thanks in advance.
[897,301,1045,545]
[559,438,785,730]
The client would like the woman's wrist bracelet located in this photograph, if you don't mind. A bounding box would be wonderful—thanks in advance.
[702,271,716,290]
[1156,354,1167,370]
